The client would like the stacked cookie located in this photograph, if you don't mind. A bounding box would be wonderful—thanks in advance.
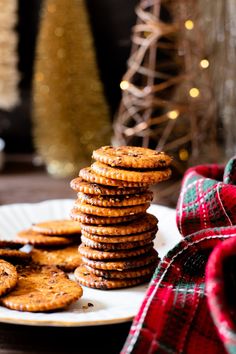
[71,146,172,290]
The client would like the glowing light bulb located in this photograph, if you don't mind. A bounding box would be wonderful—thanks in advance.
[185,20,194,30]
[200,59,209,69]
[179,149,189,161]
[189,88,200,98]
[167,110,179,119]
[120,81,130,90]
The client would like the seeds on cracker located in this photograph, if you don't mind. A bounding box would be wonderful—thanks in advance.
[0,260,18,296]
[92,146,172,169]
[1,265,83,312]
[31,245,82,272]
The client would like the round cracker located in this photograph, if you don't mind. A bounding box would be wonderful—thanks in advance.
[85,262,158,279]
[74,265,150,290]
[82,249,159,270]
[0,249,31,263]
[81,213,158,236]
[1,265,83,312]
[16,229,73,246]
[77,191,153,207]
[79,243,153,260]
[70,177,148,195]
[92,146,172,169]
[72,202,150,217]
[91,162,172,184]
[79,167,149,187]
[0,260,17,296]
[81,235,154,250]
[71,212,142,225]
[81,228,157,243]
[31,245,82,271]
[32,220,81,235]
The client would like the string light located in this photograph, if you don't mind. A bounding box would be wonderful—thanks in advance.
[179,148,189,161]
[167,110,179,119]
[189,87,200,98]
[200,59,209,69]
[185,20,194,30]
[120,80,130,90]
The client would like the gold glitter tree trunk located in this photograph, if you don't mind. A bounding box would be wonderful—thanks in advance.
[0,0,20,110]
[33,0,111,177]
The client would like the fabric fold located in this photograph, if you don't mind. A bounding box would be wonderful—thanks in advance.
[122,156,236,354]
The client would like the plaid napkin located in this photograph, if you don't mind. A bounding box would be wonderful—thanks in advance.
[121,157,236,354]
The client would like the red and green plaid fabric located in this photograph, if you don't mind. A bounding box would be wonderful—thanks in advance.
[122,157,236,354]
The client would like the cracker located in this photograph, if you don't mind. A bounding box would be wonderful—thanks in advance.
[77,191,153,207]
[85,262,158,279]
[72,203,149,217]
[81,213,158,236]
[79,243,153,260]
[74,265,150,290]
[1,265,83,312]
[91,162,172,184]
[0,260,17,296]
[82,228,157,243]
[79,167,149,187]
[16,229,73,246]
[0,249,31,263]
[31,245,82,271]
[81,234,154,250]
[92,146,172,169]
[82,249,159,270]
[71,211,141,225]
[70,177,147,195]
[32,220,81,235]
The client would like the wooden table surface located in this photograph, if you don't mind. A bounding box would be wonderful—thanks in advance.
[0,157,133,354]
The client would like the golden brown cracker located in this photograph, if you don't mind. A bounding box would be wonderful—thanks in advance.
[32,220,81,235]
[1,265,83,312]
[91,161,172,184]
[82,249,159,271]
[72,202,150,218]
[79,243,153,260]
[31,245,82,271]
[16,229,73,246]
[81,213,158,236]
[81,234,154,250]
[70,177,147,195]
[81,228,157,243]
[85,262,158,279]
[79,167,149,187]
[70,211,141,225]
[77,191,153,207]
[74,265,150,290]
[92,146,172,169]
[0,260,17,296]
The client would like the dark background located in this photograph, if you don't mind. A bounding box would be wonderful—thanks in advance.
[1,0,139,154]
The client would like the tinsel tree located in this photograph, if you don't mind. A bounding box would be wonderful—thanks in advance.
[113,0,219,203]
[0,0,20,110]
[33,0,111,177]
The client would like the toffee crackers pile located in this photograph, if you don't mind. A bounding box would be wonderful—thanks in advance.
[71,146,172,290]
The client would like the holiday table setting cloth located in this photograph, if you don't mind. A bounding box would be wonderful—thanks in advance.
[122,156,236,354]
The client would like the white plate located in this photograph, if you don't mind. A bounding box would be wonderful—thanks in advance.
[0,199,182,327]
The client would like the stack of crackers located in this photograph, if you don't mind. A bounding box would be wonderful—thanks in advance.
[71,146,172,290]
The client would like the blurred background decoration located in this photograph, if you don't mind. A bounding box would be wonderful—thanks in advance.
[1,0,236,204]
[33,0,111,177]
